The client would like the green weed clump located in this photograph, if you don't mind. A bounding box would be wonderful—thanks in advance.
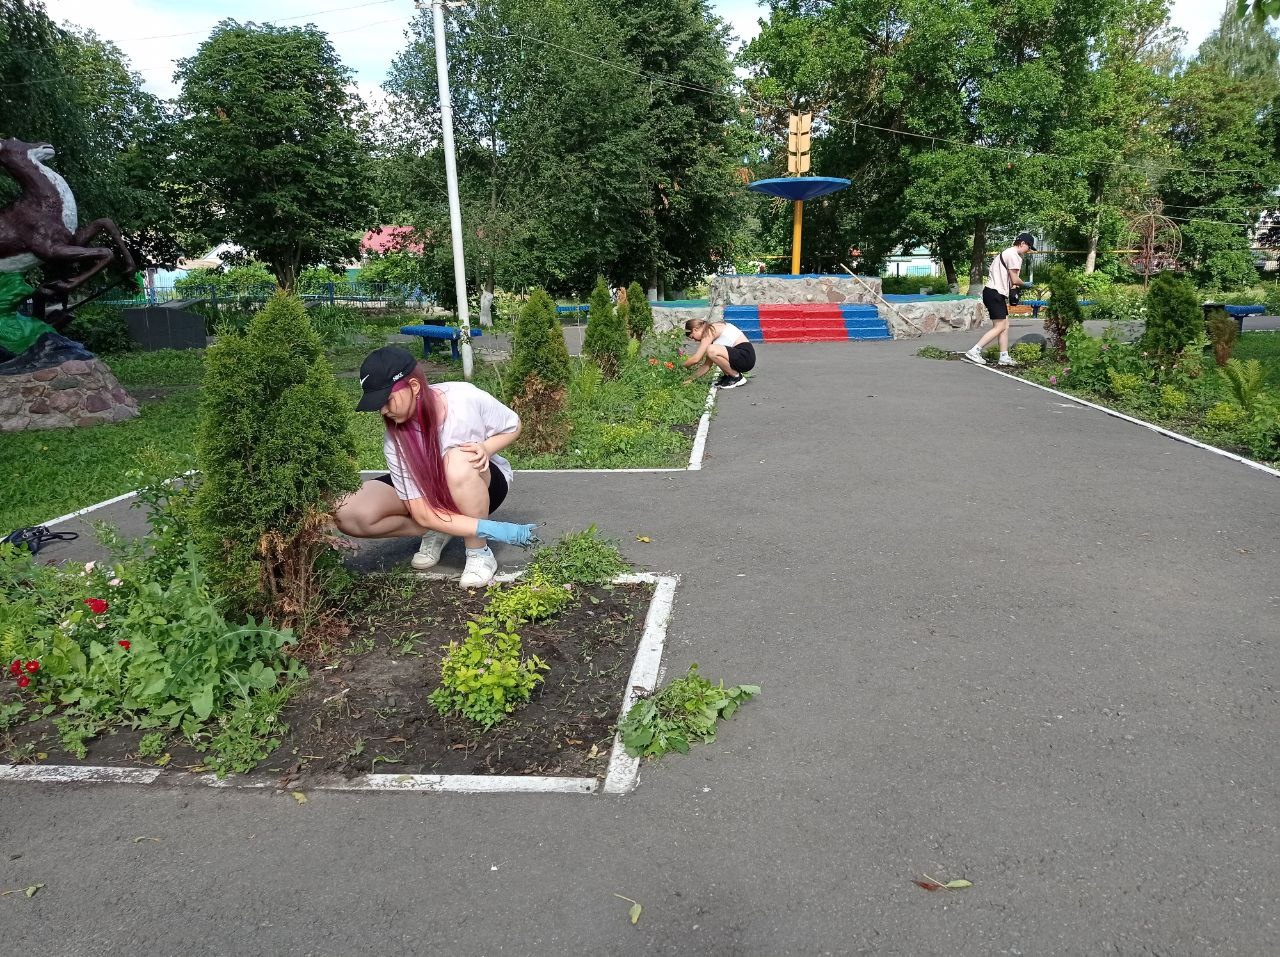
[428,616,548,729]
[618,664,759,759]
[193,292,360,620]
[1010,342,1042,365]
[485,571,573,625]
[527,526,629,586]
[583,277,628,377]
[915,345,950,360]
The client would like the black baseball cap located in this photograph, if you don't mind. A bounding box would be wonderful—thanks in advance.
[356,346,417,412]
[1016,232,1037,250]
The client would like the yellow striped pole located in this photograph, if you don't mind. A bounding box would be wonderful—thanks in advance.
[791,200,804,275]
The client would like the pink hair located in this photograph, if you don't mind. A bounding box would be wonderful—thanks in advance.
[384,367,460,516]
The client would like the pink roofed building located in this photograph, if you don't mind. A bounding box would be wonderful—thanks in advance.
[360,226,425,256]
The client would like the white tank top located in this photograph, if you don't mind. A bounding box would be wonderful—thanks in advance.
[712,321,744,347]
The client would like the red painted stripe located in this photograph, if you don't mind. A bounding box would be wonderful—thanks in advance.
[758,304,845,320]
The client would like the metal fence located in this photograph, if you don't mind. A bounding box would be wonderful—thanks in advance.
[106,281,436,308]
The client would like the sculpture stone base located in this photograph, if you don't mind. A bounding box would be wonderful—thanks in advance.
[0,332,138,432]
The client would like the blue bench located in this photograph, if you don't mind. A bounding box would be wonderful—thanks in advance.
[400,324,482,361]
[1204,303,1265,334]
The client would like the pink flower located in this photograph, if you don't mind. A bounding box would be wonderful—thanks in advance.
[1062,367,1070,374]
[108,578,122,588]
[1049,375,1058,385]
[648,358,658,366]
[83,561,96,574]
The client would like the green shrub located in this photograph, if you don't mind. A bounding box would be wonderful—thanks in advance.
[880,274,950,295]
[67,304,133,355]
[618,664,759,759]
[625,282,653,341]
[428,616,548,729]
[527,525,629,586]
[1087,286,1147,326]
[509,287,571,398]
[193,292,360,621]
[1010,342,1042,365]
[1207,311,1238,367]
[1043,265,1084,353]
[582,278,628,377]
[296,266,347,294]
[1265,286,1280,317]
[485,571,573,624]
[1072,270,1114,299]
[1144,271,1202,356]
[1241,398,1280,460]
[1159,385,1188,413]
[1107,369,1146,401]
[1204,401,1245,429]
[175,264,276,301]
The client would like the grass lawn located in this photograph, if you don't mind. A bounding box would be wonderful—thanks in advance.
[1231,331,1280,389]
[1,326,704,533]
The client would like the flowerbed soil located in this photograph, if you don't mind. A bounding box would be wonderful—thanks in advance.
[2,577,652,781]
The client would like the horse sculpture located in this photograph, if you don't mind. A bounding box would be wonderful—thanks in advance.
[0,138,135,328]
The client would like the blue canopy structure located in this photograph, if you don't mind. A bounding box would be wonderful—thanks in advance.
[747,176,851,202]
[746,177,852,273]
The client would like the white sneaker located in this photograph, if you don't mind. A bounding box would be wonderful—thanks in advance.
[997,355,1017,367]
[410,530,451,570]
[963,348,987,365]
[459,547,498,588]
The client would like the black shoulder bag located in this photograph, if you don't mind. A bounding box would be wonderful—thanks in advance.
[1001,250,1022,306]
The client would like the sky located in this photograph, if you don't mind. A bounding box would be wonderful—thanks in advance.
[43,0,1231,103]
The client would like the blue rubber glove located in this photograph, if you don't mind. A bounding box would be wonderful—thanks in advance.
[476,519,539,547]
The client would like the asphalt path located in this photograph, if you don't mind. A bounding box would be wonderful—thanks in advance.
[3,335,1277,956]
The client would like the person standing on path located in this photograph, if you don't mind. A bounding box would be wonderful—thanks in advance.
[682,317,756,389]
[335,346,535,588]
[964,232,1036,366]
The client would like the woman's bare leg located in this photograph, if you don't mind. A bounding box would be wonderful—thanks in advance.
[443,448,493,550]
[973,318,1008,352]
[334,480,424,538]
[705,343,735,376]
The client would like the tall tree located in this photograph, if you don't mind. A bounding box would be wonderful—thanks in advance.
[171,20,376,290]
[0,0,176,265]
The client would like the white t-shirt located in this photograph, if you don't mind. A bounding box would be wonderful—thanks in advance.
[712,321,746,347]
[382,381,518,501]
[985,247,1023,297]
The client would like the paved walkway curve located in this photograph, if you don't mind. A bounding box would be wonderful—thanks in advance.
[4,336,1278,955]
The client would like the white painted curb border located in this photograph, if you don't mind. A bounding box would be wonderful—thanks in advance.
[0,573,678,796]
[39,389,718,528]
[976,364,1280,479]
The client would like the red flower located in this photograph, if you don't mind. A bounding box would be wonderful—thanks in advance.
[16,675,30,689]
[664,361,675,369]
[648,358,658,366]
[25,660,39,674]
[118,640,131,651]
[84,598,109,614]
[8,659,19,677]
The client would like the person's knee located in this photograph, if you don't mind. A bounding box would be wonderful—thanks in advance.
[334,499,367,537]
[444,448,484,488]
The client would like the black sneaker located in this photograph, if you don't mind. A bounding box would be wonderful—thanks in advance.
[717,374,747,389]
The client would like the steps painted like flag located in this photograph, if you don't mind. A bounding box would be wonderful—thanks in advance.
[723,304,892,343]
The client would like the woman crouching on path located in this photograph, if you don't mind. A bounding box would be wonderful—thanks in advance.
[682,317,756,389]
[335,346,535,588]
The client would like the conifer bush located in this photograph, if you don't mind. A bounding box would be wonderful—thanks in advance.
[583,277,628,377]
[1043,266,1083,354]
[1143,271,1202,356]
[193,292,359,623]
[508,287,571,398]
[625,282,653,341]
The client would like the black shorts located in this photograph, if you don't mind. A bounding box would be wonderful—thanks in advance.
[375,467,508,514]
[982,286,1009,323]
[726,341,756,374]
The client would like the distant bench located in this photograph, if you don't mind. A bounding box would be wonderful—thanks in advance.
[400,324,482,361]
[1208,303,1266,334]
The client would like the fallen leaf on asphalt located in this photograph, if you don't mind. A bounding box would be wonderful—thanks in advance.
[913,874,971,891]
[636,536,651,543]
[613,894,642,925]
[291,792,308,805]
[25,884,44,898]
[133,836,161,844]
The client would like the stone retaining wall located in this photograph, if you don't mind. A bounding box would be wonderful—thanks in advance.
[0,334,138,432]
[709,274,883,308]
